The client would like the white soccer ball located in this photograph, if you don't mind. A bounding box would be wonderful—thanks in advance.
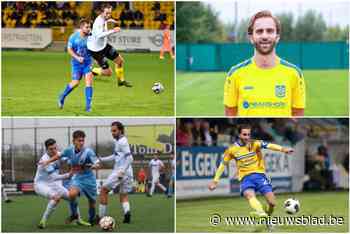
[152,82,164,94]
[99,216,116,231]
[284,198,300,214]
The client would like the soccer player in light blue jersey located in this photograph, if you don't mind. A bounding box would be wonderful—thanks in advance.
[42,130,101,225]
[58,19,94,112]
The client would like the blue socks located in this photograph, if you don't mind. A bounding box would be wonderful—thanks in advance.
[88,207,96,223]
[60,84,74,100]
[69,200,78,217]
[85,86,93,111]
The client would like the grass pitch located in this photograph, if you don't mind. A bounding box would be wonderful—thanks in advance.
[2,194,174,232]
[176,70,348,116]
[176,191,348,232]
[2,51,174,116]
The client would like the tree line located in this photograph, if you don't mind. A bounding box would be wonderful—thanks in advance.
[177,2,349,43]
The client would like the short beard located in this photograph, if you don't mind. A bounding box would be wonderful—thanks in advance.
[254,41,276,55]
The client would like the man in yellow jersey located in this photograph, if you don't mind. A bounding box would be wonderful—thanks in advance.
[224,11,305,116]
[208,124,294,219]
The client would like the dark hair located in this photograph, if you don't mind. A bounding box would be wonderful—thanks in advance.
[111,121,124,134]
[45,138,56,149]
[73,130,86,139]
[247,10,281,35]
[238,124,252,134]
[100,3,112,11]
[79,18,91,27]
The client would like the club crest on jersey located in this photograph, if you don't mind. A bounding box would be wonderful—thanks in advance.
[275,85,286,98]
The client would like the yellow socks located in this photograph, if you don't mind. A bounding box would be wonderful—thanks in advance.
[92,67,102,76]
[248,197,265,213]
[115,67,125,82]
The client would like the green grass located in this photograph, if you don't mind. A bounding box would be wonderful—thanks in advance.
[176,191,349,232]
[2,51,174,116]
[2,194,174,232]
[176,70,348,116]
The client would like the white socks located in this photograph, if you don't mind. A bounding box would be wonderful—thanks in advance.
[99,204,107,217]
[42,200,57,221]
[122,202,130,214]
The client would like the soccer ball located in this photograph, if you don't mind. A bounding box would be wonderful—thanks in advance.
[284,198,300,214]
[99,216,116,231]
[152,82,164,94]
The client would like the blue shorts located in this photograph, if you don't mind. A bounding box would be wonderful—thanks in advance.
[71,172,97,201]
[71,62,92,80]
[240,173,272,196]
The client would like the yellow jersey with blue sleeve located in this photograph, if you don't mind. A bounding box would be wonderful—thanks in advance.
[214,140,283,182]
[223,57,305,116]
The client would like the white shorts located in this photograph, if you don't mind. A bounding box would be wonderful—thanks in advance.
[34,181,68,199]
[103,173,133,194]
[152,175,160,184]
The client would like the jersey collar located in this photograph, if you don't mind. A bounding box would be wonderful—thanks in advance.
[251,56,280,70]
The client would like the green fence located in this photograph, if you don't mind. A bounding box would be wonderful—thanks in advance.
[176,42,349,71]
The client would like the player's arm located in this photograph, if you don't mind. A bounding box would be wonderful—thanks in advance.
[208,150,231,190]
[258,141,294,154]
[292,108,304,116]
[118,153,133,178]
[67,47,84,63]
[93,21,120,39]
[39,153,60,166]
[224,71,239,116]
[89,150,101,170]
[225,106,237,116]
[291,69,306,116]
[99,154,115,162]
[51,172,72,181]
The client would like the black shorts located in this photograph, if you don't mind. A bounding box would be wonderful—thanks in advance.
[88,44,119,69]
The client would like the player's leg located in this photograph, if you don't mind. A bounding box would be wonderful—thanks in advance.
[38,195,61,228]
[156,181,167,192]
[58,66,81,108]
[90,47,113,77]
[243,189,267,217]
[98,186,110,218]
[84,71,93,112]
[169,47,175,59]
[65,186,80,221]
[263,192,276,216]
[82,178,98,225]
[108,45,132,87]
[2,186,12,203]
[241,174,267,217]
[160,47,165,59]
[167,175,174,197]
[149,177,157,196]
[99,172,119,219]
[119,177,132,223]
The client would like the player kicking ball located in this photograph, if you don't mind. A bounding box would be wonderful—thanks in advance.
[41,131,101,225]
[87,4,132,88]
[58,19,94,112]
[208,124,294,223]
[98,121,133,223]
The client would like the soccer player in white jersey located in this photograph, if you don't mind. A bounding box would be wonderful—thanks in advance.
[87,3,132,87]
[98,121,133,223]
[34,138,72,228]
[148,153,167,196]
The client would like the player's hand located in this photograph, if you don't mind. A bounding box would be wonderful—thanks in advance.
[77,56,84,63]
[113,27,121,33]
[282,147,294,154]
[208,181,218,191]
